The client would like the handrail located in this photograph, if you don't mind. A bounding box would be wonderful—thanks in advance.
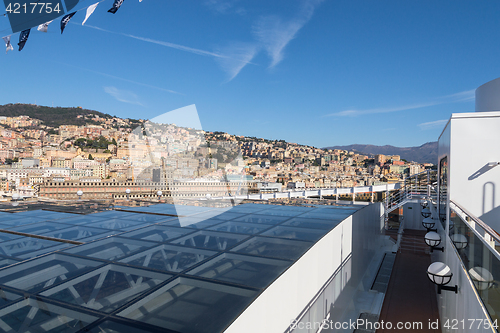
[450,200,500,244]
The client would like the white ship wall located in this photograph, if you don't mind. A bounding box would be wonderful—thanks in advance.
[223,203,386,333]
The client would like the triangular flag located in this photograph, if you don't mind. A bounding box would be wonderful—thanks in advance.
[108,0,124,14]
[37,20,54,33]
[61,12,76,34]
[82,3,99,25]
[2,36,13,53]
[18,29,30,51]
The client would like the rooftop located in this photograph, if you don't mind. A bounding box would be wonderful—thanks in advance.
[0,201,361,332]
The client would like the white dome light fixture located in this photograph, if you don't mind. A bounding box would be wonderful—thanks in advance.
[77,190,83,200]
[469,267,495,291]
[125,188,131,200]
[424,232,444,252]
[451,234,468,250]
[427,262,458,294]
[422,217,437,232]
[421,206,431,218]
[157,190,162,200]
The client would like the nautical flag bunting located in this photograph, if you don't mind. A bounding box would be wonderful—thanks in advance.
[82,3,99,25]
[108,0,124,14]
[2,36,13,53]
[18,29,30,51]
[61,12,77,34]
[37,20,54,33]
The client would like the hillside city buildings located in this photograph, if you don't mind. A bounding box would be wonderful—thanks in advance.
[0,110,432,200]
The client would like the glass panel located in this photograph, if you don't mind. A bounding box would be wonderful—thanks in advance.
[171,231,248,250]
[249,209,302,217]
[0,231,22,242]
[233,214,291,225]
[17,243,73,260]
[84,320,161,333]
[0,289,22,308]
[298,210,356,220]
[449,208,500,324]
[40,226,115,241]
[439,156,448,229]
[0,216,53,227]
[0,257,20,269]
[0,253,103,292]
[260,226,327,241]
[117,277,258,333]
[0,297,98,332]
[41,264,171,313]
[162,217,224,229]
[120,213,173,223]
[231,236,313,260]
[63,237,156,261]
[119,244,216,273]
[207,222,271,234]
[86,219,148,231]
[56,215,109,225]
[190,211,246,221]
[92,211,142,219]
[282,217,339,230]
[120,226,195,243]
[225,204,268,214]
[186,253,291,288]
[8,221,73,235]
[0,237,65,259]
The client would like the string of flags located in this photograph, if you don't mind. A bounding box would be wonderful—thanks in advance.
[2,0,137,53]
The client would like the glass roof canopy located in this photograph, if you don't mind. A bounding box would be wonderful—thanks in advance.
[0,202,361,333]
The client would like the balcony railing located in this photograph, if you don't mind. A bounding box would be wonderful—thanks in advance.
[449,200,500,328]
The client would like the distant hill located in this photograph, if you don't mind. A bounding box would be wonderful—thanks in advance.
[0,103,128,128]
[324,142,438,164]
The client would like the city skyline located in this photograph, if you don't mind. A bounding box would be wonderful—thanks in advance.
[0,0,498,147]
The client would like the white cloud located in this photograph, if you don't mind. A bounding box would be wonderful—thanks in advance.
[84,24,225,59]
[216,42,258,82]
[418,119,449,130]
[82,24,256,81]
[58,61,182,95]
[205,0,245,15]
[325,89,475,117]
[104,86,143,106]
[252,0,323,68]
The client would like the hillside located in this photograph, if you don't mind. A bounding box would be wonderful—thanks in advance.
[0,103,138,128]
[324,142,438,164]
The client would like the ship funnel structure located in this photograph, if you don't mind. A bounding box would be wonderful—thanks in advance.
[475,77,500,112]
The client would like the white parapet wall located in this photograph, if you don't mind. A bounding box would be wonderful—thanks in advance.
[223,203,386,333]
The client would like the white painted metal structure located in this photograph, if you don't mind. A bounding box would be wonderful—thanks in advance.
[211,183,401,201]
[438,111,500,231]
[224,203,386,333]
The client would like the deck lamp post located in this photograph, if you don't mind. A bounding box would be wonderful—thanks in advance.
[424,232,444,252]
[77,190,83,200]
[427,262,458,294]
[421,206,431,218]
[439,211,447,223]
[469,267,495,291]
[157,190,162,200]
[422,217,437,232]
[125,188,131,200]
[450,234,468,250]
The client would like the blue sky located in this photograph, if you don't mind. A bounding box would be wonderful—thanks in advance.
[0,0,499,148]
